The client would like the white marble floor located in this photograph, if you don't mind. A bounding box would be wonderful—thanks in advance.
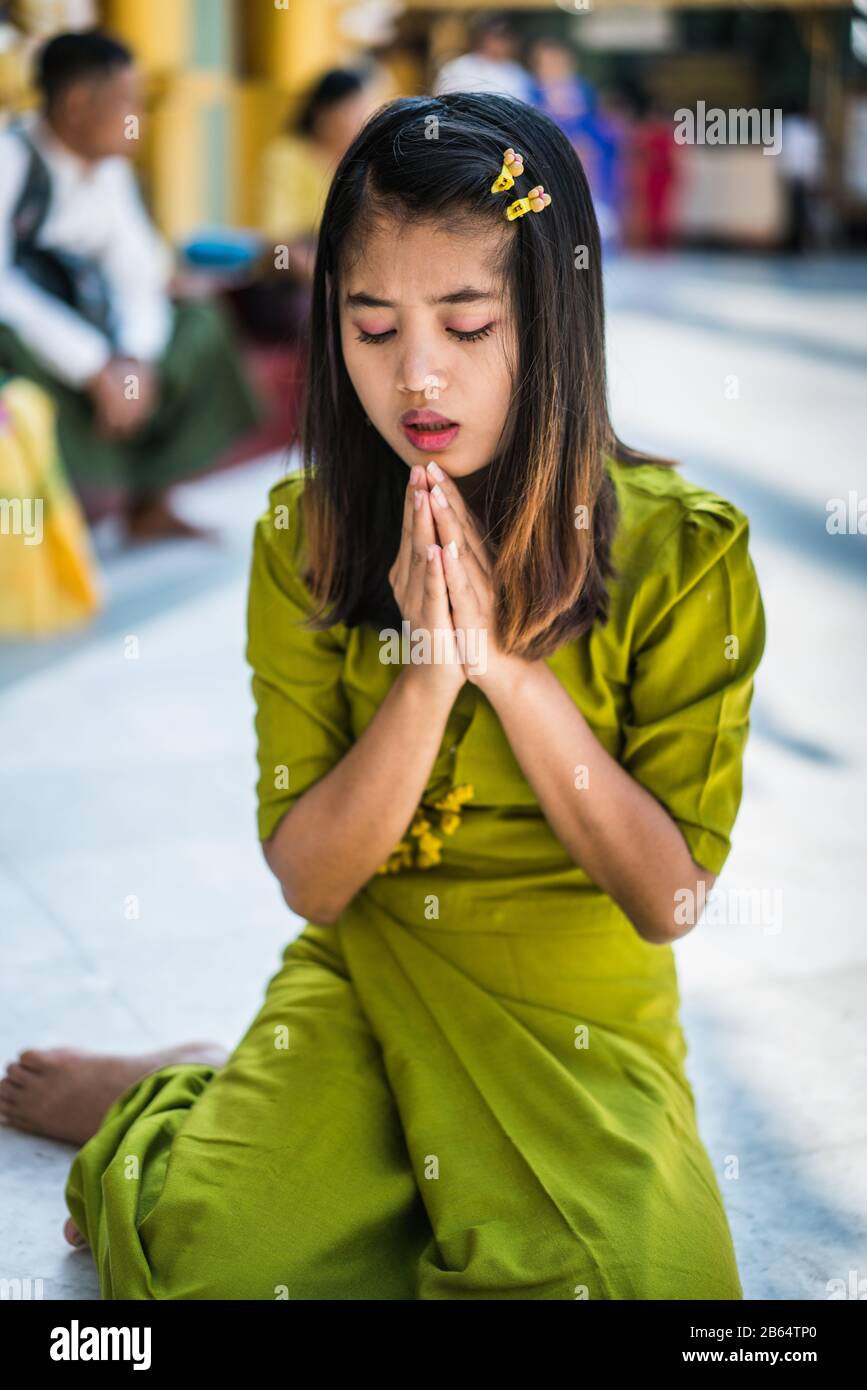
[1,253,865,1301]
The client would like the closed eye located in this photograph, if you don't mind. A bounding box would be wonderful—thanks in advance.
[355,324,496,345]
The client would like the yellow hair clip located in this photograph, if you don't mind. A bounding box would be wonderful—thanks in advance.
[505,185,552,221]
[490,146,524,193]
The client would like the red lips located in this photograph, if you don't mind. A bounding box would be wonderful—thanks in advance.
[399,409,457,427]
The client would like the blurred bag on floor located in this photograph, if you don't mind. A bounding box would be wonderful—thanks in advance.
[0,371,103,637]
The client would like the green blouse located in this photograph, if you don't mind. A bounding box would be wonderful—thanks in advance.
[246,456,766,892]
[61,456,765,1303]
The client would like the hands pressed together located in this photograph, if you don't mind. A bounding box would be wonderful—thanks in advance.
[388,460,516,698]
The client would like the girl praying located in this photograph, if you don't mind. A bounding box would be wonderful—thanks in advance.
[2,92,765,1301]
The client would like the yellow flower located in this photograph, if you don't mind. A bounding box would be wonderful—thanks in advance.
[376,837,414,874]
[432,784,473,838]
[375,784,473,873]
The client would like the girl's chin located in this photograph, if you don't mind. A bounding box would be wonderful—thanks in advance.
[398,442,458,471]
[388,430,492,479]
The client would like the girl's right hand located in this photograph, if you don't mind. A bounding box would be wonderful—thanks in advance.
[388,465,467,702]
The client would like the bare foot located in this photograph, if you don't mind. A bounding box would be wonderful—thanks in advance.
[123,494,219,543]
[0,1040,228,1148]
[64,1217,86,1249]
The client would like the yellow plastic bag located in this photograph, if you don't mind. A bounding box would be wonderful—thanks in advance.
[0,375,103,636]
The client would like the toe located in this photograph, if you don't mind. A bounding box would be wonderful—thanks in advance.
[17,1048,48,1070]
[63,1218,86,1248]
[7,1062,36,1085]
[0,1102,35,1131]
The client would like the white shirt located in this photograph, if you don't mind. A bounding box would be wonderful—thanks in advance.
[0,110,174,388]
[780,115,822,184]
[433,54,534,105]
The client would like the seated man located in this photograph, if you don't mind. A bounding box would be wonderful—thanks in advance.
[0,29,263,540]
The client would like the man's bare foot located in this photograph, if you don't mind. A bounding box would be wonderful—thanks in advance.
[123,494,218,543]
[0,1040,228,1148]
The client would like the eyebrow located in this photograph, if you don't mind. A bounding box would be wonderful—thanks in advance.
[344,286,497,309]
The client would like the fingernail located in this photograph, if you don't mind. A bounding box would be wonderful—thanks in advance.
[431,483,448,509]
[409,465,422,486]
[447,539,458,558]
[427,461,445,481]
[426,543,437,561]
[413,489,423,510]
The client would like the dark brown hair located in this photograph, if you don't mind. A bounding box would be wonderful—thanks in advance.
[293,91,677,659]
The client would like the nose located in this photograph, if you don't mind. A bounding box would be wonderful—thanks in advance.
[396,328,447,402]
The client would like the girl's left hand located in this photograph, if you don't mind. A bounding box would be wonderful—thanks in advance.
[424,460,515,690]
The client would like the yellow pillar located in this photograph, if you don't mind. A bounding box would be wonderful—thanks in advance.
[246,0,349,94]
[146,77,233,241]
[102,0,189,74]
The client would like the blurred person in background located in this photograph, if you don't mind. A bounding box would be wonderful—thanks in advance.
[527,35,593,142]
[527,38,622,252]
[0,29,262,541]
[247,65,381,345]
[433,11,533,104]
[584,88,630,253]
[780,100,825,252]
[623,87,681,251]
[260,65,383,275]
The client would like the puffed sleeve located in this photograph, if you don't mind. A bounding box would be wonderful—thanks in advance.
[245,476,352,843]
[619,496,766,876]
